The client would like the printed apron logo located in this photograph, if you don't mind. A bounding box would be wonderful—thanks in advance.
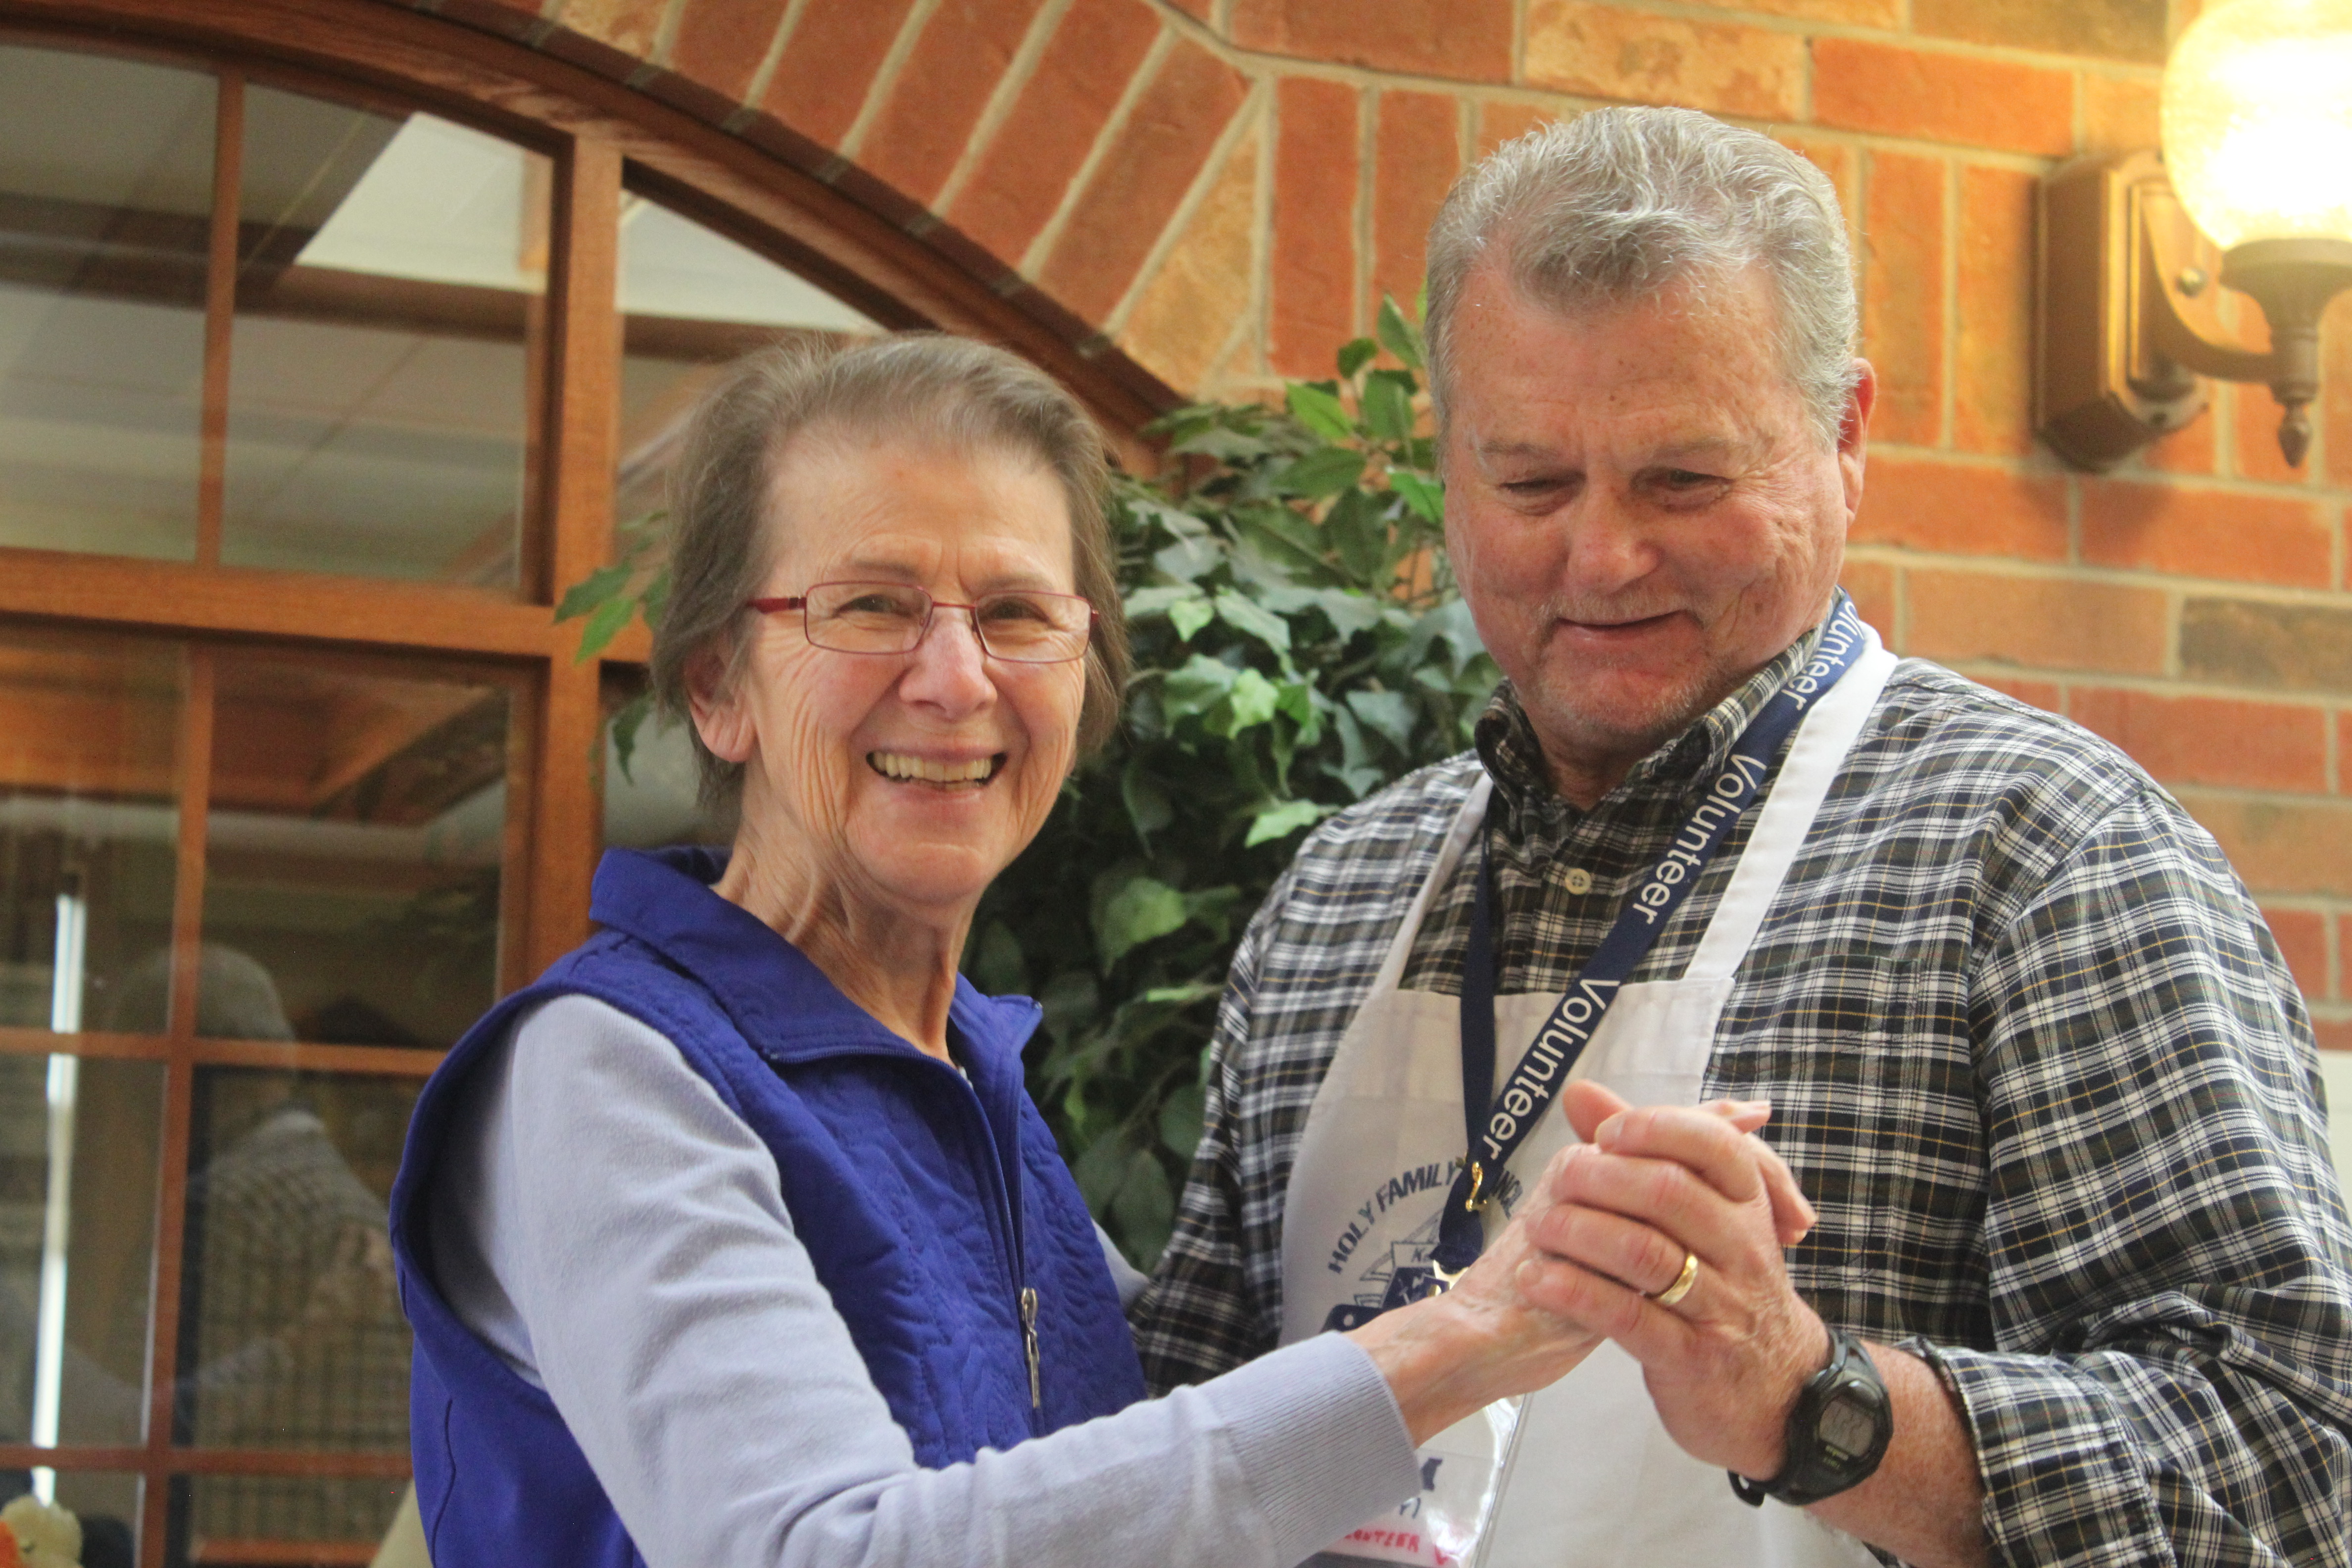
[1314,1157,1530,1567]
[1321,1161,1523,1334]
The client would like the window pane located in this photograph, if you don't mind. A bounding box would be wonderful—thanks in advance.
[202,656,507,1048]
[0,629,184,1035]
[0,44,215,561]
[176,1067,415,1472]
[614,192,877,530]
[0,1471,141,1568]
[0,1056,165,1451]
[172,1472,408,1568]
[225,89,547,586]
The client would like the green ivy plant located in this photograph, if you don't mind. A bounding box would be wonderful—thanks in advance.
[557,297,1496,1267]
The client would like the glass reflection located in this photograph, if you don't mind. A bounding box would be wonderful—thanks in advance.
[0,630,182,1034]
[0,44,214,560]
[225,88,547,585]
[176,1068,414,1465]
[614,192,877,533]
[0,630,178,1466]
[0,1057,164,1455]
[0,1471,140,1568]
[201,656,508,1049]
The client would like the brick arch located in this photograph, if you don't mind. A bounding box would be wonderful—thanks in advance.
[388,0,1267,404]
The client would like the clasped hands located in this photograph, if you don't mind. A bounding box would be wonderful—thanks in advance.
[1351,1082,1826,1477]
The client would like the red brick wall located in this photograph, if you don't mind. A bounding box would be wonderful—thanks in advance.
[423,0,2352,1053]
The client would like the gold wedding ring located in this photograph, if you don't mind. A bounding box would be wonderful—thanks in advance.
[1650,1251,1700,1308]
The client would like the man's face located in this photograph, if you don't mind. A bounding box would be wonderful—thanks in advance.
[1440,260,1873,803]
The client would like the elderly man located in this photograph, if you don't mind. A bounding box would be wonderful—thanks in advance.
[1133,106,2352,1568]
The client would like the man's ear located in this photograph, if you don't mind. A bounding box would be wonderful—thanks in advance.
[1836,358,1877,524]
[686,646,755,765]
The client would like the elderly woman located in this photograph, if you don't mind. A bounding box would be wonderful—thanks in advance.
[387,336,1777,1568]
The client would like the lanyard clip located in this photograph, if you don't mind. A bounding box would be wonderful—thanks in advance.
[1463,1160,1486,1213]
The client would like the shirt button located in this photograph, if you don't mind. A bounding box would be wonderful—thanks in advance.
[1565,868,1594,895]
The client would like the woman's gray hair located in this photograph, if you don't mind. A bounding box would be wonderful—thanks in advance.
[1425,106,1860,445]
[649,334,1130,805]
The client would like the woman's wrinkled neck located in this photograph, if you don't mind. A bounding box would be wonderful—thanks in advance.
[713,809,971,1062]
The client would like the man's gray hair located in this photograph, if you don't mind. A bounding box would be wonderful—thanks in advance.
[1425,106,1860,444]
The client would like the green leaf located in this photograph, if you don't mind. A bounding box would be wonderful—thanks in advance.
[1142,983,1220,1007]
[556,562,633,623]
[1110,1147,1174,1265]
[1213,590,1291,653]
[1125,585,1202,619]
[1408,596,1489,676]
[1162,653,1239,719]
[1216,668,1281,736]
[1235,501,1327,564]
[1038,969,1100,1042]
[1269,447,1368,500]
[1362,371,1416,444]
[638,568,672,632]
[1071,1127,1132,1212]
[1275,679,1322,744]
[968,921,1027,995]
[609,693,652,783]
[1391,470,1445,525]
[1169,425,1273,464]
[1244,797,1326,847]
[1169,595,1217,641]
[1182,885,1244,941]
[1153,534,1223,584]
[1336,337,1378,381]
[574,595,636,662]
[1159,1081,1207,1156]
[1095,875,1188,965]
[1285,382,1357,443]
[1323,487,1388,584]
[1377,294,1427,371]
[1346,688,1419,751]
[1120,756,1173,841]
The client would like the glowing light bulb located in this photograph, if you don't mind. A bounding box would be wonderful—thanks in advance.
[2162,0,2352,250]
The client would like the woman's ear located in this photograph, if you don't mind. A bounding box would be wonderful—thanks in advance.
[687,645,756,765]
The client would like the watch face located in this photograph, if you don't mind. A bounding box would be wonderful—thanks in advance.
[1820,1391,1878,1462]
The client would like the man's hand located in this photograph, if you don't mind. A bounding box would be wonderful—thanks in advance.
[1522,1081,1988,1568]
[1513,1080,1828,1478]
[1348,1095,1811,1445]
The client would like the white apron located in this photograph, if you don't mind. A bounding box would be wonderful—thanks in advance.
[1279,629,1899,1568]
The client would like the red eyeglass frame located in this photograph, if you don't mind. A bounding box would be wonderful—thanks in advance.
[744,583,1098,663]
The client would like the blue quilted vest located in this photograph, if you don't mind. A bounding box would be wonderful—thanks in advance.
[388,847,1147,1568]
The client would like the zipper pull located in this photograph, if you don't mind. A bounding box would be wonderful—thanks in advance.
[1020,1287,1041,1410]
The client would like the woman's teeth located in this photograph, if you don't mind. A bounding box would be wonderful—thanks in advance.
[868,751,996,783]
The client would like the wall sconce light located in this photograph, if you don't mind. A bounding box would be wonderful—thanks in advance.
[2037,0,2352,470]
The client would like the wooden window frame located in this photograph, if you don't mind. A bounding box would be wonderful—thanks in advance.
[0,3,1162,1561]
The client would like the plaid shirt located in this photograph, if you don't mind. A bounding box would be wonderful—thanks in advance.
[1133,607,2352,1567]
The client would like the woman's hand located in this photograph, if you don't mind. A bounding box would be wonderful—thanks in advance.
[1347,1095,1807,1443]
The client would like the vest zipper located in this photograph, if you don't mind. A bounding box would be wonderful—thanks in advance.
[922,1052,1044,1430]
[1020,1286,1041,1409]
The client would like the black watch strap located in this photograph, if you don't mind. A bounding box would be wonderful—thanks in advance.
[1729,1328,1893,1508]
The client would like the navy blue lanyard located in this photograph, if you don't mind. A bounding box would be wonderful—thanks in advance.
[1427,602,1868,1287]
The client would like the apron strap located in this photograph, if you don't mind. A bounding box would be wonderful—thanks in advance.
[1681,634,1900,983]
[1365,773,1494,996]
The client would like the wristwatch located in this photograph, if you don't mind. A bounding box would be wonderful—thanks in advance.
[1729,1327,1893,1507]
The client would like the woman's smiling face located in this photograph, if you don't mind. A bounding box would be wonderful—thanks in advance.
[693,431,1086,920]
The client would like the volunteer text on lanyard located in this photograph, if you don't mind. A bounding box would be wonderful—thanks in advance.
[1377,598,1865,1313]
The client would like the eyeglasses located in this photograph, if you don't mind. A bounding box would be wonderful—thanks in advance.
[746,581,1097,665]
